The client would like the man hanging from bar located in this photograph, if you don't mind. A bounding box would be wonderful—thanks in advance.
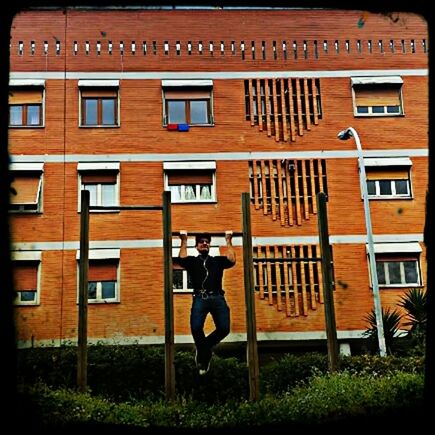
[176,230,236,375]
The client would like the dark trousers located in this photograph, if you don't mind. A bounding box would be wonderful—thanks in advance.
[190,294,230,352]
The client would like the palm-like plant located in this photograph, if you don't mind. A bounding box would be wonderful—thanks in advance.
[363,307,403,354]
[398,288,427,334]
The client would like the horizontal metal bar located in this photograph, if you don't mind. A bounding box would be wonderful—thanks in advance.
[89,205,163,211]
[171,231,243,236]
[253,257,323,262]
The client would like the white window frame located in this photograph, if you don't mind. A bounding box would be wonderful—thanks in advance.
[351,76,404,117]
[364,157,413,200]
[78,79,120,128]
[11,250,42,306]
[77,162,120,212]
[172,246,220,293]
[367,242,423,288]
[9,162,44,213]
[163,161,217,204]
[76,249,120,303]
[9,79,46,128]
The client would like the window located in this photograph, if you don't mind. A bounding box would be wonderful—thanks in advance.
[76,249,120,303]
[364,157,412,199]
[9,80,45,127]
[79,80,119,126]
[351,76,403,116]
[78,162,120,210]
[162,79,213,126]
[9,162,44,213]
[163,161,216,203]
[172,247,220,292]
[369,242,422,288]
[12,251,41,306]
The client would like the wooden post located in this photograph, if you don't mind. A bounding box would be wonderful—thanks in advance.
[77,189,90,392]
[242,192,260,401]
[317,192,339,372]
[163,191,175,400]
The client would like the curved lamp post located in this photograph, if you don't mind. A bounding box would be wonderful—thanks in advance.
[337,127,387,357]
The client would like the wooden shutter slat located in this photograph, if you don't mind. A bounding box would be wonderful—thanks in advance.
[167,170,213,185]
[366,169,409,180]
[260,160,268,215]
[248,79,255,126]
[295,79,304,136]
[164,89,211,100]
[294,161,302,225]
[257,246,265,299]
[9,88,43,104]
[265,79,272,137]
[265,246,273,305]
[285,161,294,226]
[269,160,277,221]
[256,79,263,131]
[81,89,118,98]
[13,262,38,291]
[301,160,310,220]
[303,78,311,130]
[81,172,118,184]
[290,245,300,316]
[311,79,319,125]
[287,78,296,142]
[276,160,285,226]
[299,247,309,316]
[10,175,41,204]
[89,261,117,281]
[272,80,280,141]
[282,246,293,316]
[280,78,288,141]
[252,161,260,210]
[316,245,324,304]
[310,159,318,214]
[274,246,282,311]
[308,245,317,310]
[318,160,325,193]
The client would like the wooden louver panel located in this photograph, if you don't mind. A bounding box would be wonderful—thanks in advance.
[89,261,117,281]
[13,262,38,291]
[253,244,324,317]
[245,78,321,142]
[249,159,327,227]
[9,88,43,104]
[10,174,41,204]
[354,86,401,106]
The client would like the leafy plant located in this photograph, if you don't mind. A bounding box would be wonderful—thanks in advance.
[398,288,427,333]
[363,307,403,354]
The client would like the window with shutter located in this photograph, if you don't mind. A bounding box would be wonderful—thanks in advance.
[11,251,41,305]
[9,86,44,127]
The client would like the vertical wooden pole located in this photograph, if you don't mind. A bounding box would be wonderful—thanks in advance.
[77,189,90,392]
[317,192,339,372]
[163,191,175,400]
[242,192,260,401]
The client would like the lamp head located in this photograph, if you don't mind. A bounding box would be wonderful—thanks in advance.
[337,128,354,140]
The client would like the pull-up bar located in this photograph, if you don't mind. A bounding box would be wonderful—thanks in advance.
[171,231,243,237]
[253,257,323,262]
[89,205,163,211]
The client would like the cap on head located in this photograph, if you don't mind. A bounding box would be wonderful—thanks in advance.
[195,232,212,246]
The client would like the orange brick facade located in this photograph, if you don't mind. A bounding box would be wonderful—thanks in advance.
[9,8,428,351]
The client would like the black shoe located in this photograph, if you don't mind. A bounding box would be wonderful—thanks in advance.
[199,348,212,375]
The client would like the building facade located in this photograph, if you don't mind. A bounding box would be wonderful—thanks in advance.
[9,8,428,352]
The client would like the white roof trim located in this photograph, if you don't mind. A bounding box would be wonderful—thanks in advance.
[163,161,216,170]
[351,76,403,85]
[161,79,213,87]
[367,242,422,254]
[77,162,120,171]
[11,251,42,261]
[76,249,120,260]
[78,79,119,87]
[9,79,45,87]
[10,162,44,172]
[364,157,412,167]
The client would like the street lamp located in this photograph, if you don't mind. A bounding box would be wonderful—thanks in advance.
[337,127,387,357]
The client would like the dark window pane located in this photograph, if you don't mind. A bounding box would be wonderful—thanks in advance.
[404,261,418,284]
[88,282,97,299]
[102,99,115,125]
[102,281,116,299]
[10,106,23,125]
[386,105,400,113]
[379,180,392,195]
[387,262,401,284]
[167,101,186,124]
[173,270,183,289]
[187,272,193,288]
[372,106,385,114]
[27,105,41,125]
[84,99,98,125]
[376,262,386,284]
[367,180,376,195]
[356,106,369,114]
[20,291,36,302]
[395,180,409,195]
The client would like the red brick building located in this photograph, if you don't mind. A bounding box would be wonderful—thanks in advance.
[9,7,428,354]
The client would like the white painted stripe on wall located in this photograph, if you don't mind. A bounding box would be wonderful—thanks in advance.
[10,233,424,252]
[9,148,429,164]
[10,69,428,80]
